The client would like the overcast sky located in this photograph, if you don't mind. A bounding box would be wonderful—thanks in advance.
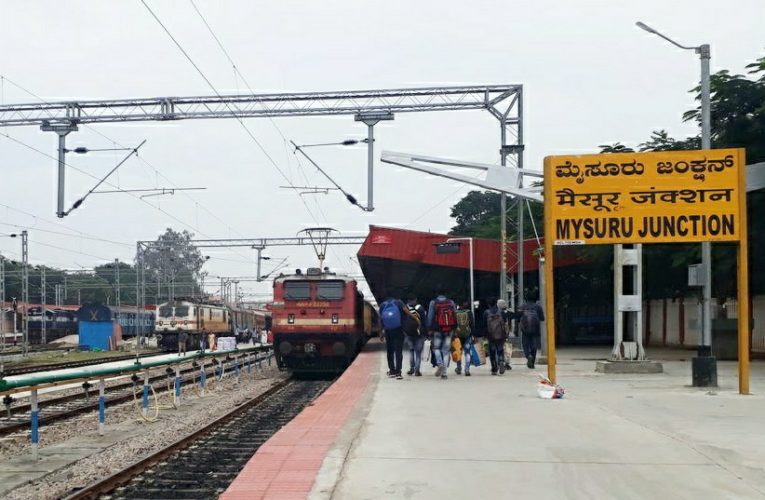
[0,0,762,301]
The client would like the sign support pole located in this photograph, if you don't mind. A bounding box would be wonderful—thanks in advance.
[737,150,750,395]
[543,171,557,383]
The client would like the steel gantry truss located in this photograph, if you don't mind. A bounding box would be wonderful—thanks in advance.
[2,84,523,303]
[0,86,520,126]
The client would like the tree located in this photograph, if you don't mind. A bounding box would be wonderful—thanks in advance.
[449,190,544,241]
[134,228,206,302]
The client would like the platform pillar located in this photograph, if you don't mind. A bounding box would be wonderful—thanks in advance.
[98,379,106,436]
[30,389,39,460]
[612,244,645,360]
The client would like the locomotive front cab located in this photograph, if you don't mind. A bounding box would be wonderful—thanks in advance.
[272,271,362,372]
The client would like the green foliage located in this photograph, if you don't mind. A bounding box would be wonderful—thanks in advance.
[134,228,206,301]
[449,52,765,302]
[449,190,544,241]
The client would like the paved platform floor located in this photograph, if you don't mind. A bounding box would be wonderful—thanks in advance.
[309,343,765,500]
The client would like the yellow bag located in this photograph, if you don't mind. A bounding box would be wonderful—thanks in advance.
[451,337,462,362]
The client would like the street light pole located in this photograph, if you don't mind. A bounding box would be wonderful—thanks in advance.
[636,22,716,385]
[447,238,475,314]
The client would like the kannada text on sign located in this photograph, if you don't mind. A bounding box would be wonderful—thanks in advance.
[543,148,745,245]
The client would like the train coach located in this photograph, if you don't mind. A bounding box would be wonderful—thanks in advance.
[155,299,269,351]
[272,267,379,374]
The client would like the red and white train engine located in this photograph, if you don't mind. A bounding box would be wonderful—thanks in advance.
[272,268,378,374]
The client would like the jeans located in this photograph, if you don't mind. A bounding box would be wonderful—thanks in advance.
[431,331,452,369]
[523,334,539,360]
[385,329,405,374]
[405,335,425,371]
[455,337,473,373]
[489,339,505,372]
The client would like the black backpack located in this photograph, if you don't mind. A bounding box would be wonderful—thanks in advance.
[403,307,421,336]
[520,305,541,335]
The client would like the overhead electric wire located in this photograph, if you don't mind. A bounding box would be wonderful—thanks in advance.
[148,0,353,274]
[139,0,321,225]
[64,140,147,216]
[0,74,254,263]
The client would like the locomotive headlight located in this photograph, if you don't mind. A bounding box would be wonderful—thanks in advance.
[331,314,339,324]
[287,314,295,324]
[304,343,317,353]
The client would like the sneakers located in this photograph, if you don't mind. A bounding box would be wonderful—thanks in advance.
[491,371,498,376]
[396,373,404,380]
[407,368,415,375]
[499,365,506,375]
[387,370,396,378]
[527,359,533,369]
[441,374,448,379]
[435,366,444,377]
[415,370,422,377]
[465,371,471,377]
[455,365,462,375]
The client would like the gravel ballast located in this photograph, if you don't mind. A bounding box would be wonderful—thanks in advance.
[2,366,286,500]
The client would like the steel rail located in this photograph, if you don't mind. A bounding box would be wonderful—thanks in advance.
[62,377,297,500]
[0,352,272,437]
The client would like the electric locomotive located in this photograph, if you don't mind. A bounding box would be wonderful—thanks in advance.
[156,299,269,351]
[272,267,378,374]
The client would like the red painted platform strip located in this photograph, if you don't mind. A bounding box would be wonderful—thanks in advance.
[221,351,377,500]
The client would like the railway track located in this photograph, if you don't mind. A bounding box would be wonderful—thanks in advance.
[0,353,274,437]
[64,378,332,500]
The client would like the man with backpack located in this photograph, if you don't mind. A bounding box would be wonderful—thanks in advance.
[519,296,545,369]
[484,298,512,375]
[403,294,426,377]
[380,293,416,380]
[426,290,458,379]
[454,302,475,376]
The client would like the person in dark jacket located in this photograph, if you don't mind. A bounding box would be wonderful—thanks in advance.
[381,293,418,380]
[519,295,545,368]
[483,298,512,375]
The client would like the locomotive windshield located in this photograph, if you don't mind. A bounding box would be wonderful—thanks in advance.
[316,281,344,300]
[175,306,190,317]
[158,306,173,317]
[284,281,310,300]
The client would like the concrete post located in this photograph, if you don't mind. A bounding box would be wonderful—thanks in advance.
[30,389,39,460]
[98,379,106,435]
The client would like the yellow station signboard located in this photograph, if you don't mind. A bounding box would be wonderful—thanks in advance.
[543,148,745,245]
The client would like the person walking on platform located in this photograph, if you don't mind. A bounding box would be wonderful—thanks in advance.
[427,290,458,379]
[454,302,475,376]
[381,293,416,380]
[404,294,426,377]
[199,328,208,353]
[484,298,511,375]
[519,295,545,369]
[178,330,188,357]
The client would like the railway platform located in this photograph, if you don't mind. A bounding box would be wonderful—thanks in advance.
[224,342,765,500]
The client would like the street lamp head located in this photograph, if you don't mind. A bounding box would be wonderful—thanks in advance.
[635,21,657,34]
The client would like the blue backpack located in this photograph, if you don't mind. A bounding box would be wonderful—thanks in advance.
[381,300,402,330]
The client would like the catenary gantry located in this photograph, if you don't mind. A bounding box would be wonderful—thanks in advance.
[0,86,521,126]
